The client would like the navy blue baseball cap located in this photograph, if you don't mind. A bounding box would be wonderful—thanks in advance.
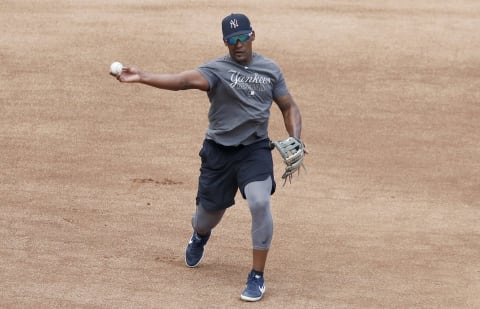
[222,13,253,40]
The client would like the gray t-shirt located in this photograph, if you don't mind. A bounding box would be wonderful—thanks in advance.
[196,52,289,146]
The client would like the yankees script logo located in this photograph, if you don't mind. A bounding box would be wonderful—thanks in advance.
[228,69,271,91]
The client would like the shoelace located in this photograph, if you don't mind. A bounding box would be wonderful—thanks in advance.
[191,235,207,247]
[247,274,262,285]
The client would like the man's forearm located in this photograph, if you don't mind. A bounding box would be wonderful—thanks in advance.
[138,72,185,91]
[284,105,302,138]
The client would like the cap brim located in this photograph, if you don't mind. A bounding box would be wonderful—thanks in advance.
[223,29,252,40]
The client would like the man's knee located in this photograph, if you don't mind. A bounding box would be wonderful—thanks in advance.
[248,195,270,214]
[192,203,224,234]
[245,177,272,213]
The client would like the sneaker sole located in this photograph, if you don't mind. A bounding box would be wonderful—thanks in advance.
[240,289,265,302]
[240,294,264,302]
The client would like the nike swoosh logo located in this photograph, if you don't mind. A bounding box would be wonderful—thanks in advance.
[259,285,265,294]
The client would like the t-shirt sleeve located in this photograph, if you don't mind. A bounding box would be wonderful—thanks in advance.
[196,62,219,89]
[273,70,289,99]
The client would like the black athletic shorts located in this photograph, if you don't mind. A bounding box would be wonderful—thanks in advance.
[196,138,276,211]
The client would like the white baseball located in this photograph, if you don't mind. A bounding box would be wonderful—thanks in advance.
[110,61,123,76]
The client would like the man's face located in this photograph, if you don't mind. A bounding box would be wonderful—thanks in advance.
[224,32,255,65]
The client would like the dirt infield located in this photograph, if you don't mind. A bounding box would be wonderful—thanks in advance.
[1,1,479,308]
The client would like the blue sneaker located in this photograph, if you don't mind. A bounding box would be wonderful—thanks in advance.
[185,231,210,267]
[240,271,266,302]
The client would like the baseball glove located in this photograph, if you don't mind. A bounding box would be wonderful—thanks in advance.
[271,137,306,184]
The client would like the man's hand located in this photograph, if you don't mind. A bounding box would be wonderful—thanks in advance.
[110,66,141,83]
[271,137,306,184]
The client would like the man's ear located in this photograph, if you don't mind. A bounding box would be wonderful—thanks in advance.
[223,40,229,46]
[251,31,256,41]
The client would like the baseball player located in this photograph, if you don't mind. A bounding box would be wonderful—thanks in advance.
[112,13,304,302]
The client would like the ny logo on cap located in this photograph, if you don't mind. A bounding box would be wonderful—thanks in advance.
[230,19,239,29]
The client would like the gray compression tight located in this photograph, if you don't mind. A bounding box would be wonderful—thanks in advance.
[191,176,273,250]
